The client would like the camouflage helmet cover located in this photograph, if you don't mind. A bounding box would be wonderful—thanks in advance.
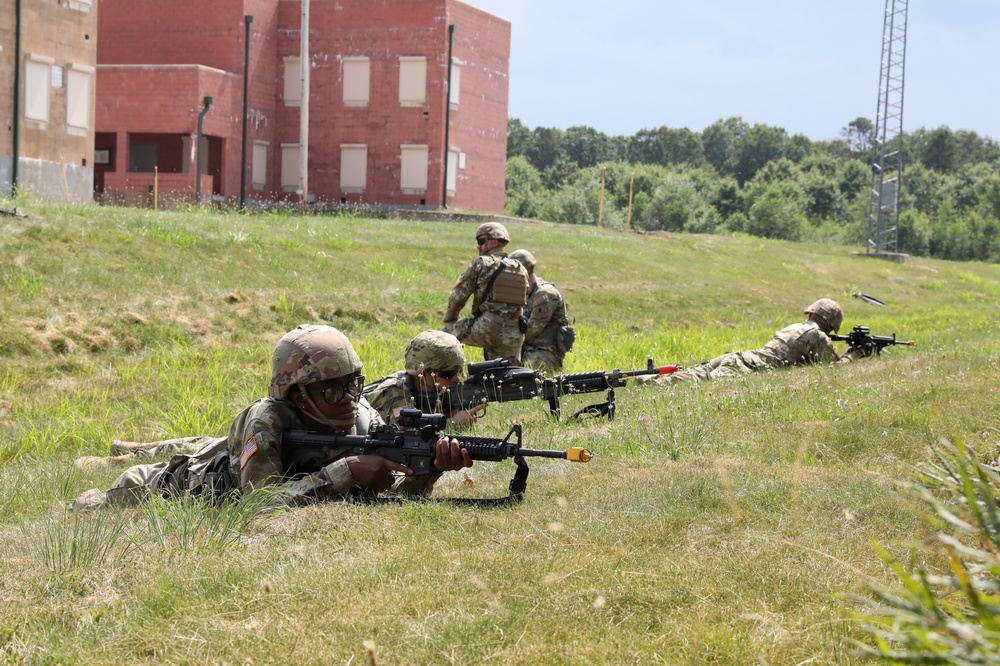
[404,330,466,376]
[508,249,536,269]
[475,222,510,243]
[804,298,844,333]
[269,324,363,399]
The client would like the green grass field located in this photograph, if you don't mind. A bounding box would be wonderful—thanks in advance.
[1,197,998,664]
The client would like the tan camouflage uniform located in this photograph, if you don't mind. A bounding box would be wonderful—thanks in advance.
[364,371,443,425]
[646,320,844,385]
[74,325,444,509]
[443,250,524,364]
[520,278,570,373]
[364,330,468,429]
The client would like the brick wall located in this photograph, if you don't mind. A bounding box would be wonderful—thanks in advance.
[94,0,509,211]
[0,0,97,200]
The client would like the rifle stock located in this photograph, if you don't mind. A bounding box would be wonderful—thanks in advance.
[282,408,590,503]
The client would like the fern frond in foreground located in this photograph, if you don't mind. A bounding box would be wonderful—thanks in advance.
[856,435,1000,663]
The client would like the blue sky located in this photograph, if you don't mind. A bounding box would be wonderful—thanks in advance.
[467,1,999,142]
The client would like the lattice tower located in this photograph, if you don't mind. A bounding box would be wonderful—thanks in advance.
[868,0,908,254]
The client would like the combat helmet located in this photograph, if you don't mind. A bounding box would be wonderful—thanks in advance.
[404,330,466,376]
[269,324,363,399]
[475,221,510,243]
[804,298,844,333]
[508,249,536,270]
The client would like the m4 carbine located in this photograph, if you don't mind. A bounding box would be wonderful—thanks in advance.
[830,325,916,356]
[283,408,591,504]
[443,358,679,421]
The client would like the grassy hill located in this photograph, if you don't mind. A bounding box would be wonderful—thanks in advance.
[1,198,998,663]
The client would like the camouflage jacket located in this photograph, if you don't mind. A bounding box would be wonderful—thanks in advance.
[756,321,841,367]
[364,371,469,431]
[229,396,440,502]
[443,250,522,324]
[522,278,569,349]
[363,371,443,425]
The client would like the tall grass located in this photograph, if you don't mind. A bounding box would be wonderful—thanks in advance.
[1,196,999,662]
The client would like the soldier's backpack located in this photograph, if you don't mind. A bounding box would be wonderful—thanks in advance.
[485,257,529,306]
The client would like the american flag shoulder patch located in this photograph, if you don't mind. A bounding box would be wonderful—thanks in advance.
[239,433,259,470]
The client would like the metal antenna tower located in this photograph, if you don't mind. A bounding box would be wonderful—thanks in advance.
[868,0,908,254]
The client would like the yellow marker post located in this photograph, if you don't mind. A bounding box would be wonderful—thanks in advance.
[598,165,606,227]
[153,166,159,210]
[60,158,70,202]
[627,171,635,231]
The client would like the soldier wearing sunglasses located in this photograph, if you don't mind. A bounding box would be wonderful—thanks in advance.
[74,325,472,509]
[443,222,528,365]
[364,330,483,431]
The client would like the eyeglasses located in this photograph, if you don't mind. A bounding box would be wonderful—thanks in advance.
[309,375,365,405]
[434,369,459,380]
[476,237,489,246]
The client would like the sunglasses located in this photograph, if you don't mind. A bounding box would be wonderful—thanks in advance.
[476,237,489,246]
[308,375,365,405]
[434,369,459,380]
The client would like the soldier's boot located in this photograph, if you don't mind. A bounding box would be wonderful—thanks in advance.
[110,439,150,455]
[72,488,108,512]
[75,454,134,470]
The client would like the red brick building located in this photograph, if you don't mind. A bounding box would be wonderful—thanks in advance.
[1,0,97,203]
[95,0,510,212]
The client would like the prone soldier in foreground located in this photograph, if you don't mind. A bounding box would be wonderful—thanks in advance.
[363,330,483,430]
[73,325,472,510]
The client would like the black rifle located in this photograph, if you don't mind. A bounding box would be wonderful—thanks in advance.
[443,358,679,421]
[282,408,591,504]
[830,325,916,356]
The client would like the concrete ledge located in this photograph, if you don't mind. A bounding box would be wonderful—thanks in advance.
[851,251,909,264]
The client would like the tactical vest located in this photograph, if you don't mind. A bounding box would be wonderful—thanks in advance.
[486,258,529,306]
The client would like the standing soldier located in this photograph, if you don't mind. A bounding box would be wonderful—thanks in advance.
[443,222,528,364]
[364,330,482,430]
[508,249,573,373]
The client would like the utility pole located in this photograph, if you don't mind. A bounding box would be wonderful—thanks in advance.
[239,15,253,210]
[867,0,908,254]
[299,0,310,214]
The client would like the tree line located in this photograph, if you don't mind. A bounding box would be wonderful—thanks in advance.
[505,117,1000,263]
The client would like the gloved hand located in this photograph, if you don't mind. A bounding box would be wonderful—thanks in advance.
[857,340,877,358]
[518,315,528,334]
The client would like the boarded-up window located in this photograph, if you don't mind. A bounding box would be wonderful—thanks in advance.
[66,67,92,130]
[25,56,53,122]
[252,141,268,190]
[398,56,426,107]
[283,57,301,106]
[449,59,463,109]
[281,144,300,191]
[446,147,460,195]
[340,144,367,192]
[343,57,370,107]
[400,145,428,193]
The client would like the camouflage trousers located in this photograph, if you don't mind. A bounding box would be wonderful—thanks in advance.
[74,437,228,510]
[641,350,771,385]
[444,313,523,365]
[521,344,565,374]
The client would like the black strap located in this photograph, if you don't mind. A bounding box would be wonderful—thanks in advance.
[340,460,529,507]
